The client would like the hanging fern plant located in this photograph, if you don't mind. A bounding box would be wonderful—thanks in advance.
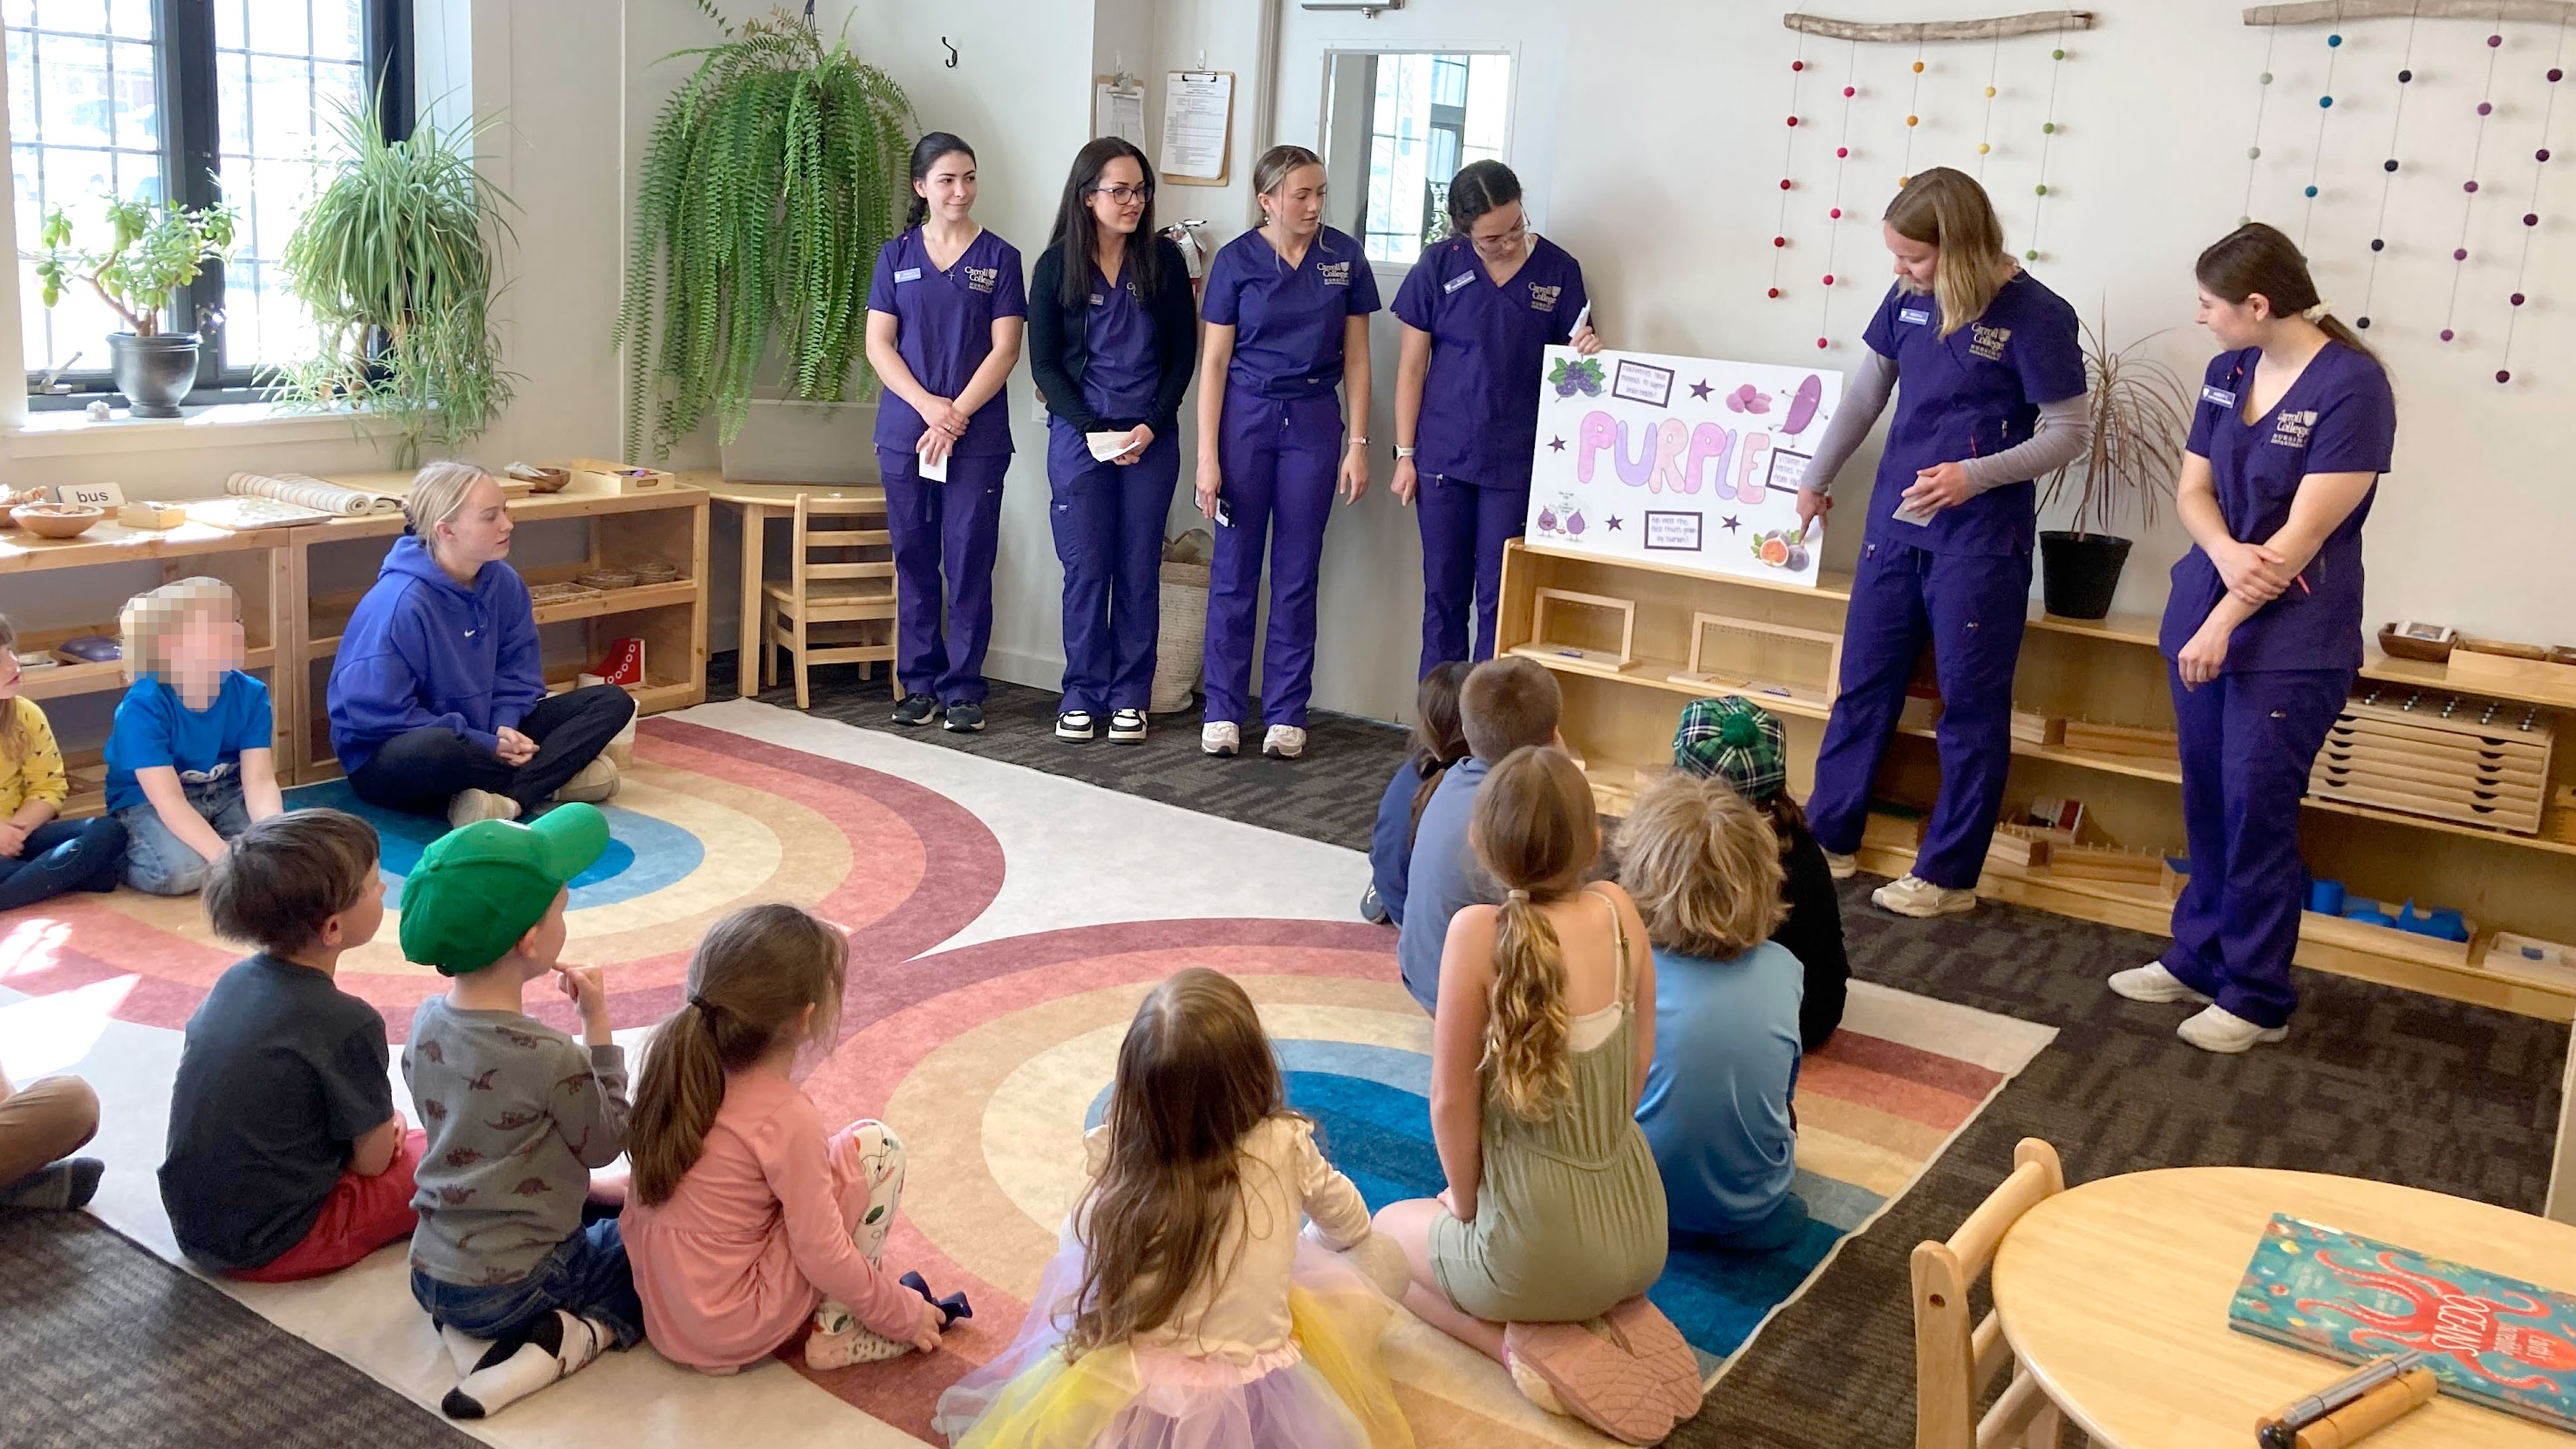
[615,4,914,461]
[273,100,515,468]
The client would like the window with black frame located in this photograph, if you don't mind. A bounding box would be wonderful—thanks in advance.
[8,0,412,408]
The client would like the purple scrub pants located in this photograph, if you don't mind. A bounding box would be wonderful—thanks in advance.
[2159,665,2350,1029]
[1046,423,1181,717]
[1203,389,1342,729]
[1415,473,1529,676]
[1808,536,2028,888]
[878,448,1006,704]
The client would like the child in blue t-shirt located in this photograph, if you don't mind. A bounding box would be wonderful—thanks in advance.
[106,577,284,895]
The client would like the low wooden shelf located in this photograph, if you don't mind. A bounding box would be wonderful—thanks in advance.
[1500,538,2576,1022]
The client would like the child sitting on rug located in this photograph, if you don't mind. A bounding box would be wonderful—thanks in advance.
[1670,697,1848,1050]
[160,810,421,1281]
[399,804,643,1420]
[105,577,284,895]
[1619,770,1809,1251]
[932,967,1411,1449]
[1362,661,1470,928]
[0,614,126,912]
[1396,656,1563,1012]
[624,903,956,1374]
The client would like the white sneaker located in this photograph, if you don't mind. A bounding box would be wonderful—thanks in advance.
[2177,1003,2288,1054]
[1055,711,1096,742]
[1823,849,1857,881]
[1263,724,1306,759]
[447,788,521,830]
[1871,874,1975,918]
[1107,708,1148,744]
[2107,962,2213,1005]
[1202,722,1240,757]
[553,754,619,805]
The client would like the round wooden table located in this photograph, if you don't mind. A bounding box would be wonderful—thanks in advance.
[1991,1167,2574,1448]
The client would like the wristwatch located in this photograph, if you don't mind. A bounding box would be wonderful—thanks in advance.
[1394,445,1417,459]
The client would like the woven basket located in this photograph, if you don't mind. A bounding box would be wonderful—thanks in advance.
[1151,559,1212,715]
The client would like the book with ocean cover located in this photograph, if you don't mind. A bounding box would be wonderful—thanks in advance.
[2229,1212,2576,1432]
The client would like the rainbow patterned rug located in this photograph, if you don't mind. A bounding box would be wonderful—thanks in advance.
[0,702,2055,1449]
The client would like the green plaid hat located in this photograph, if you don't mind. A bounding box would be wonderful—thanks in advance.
[1672,696,1789,803]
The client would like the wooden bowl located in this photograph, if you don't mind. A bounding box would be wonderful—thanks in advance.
[516,467,571,493]
[2376,621,2456,663]
[10,502,103,539]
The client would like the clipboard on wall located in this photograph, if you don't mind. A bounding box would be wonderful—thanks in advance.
[1161,70,1233,186]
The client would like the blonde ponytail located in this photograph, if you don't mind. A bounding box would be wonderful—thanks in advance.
[1469,747,1601,1122]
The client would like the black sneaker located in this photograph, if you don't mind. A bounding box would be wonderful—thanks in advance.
[942,701,985,733]
[1056,711,1097,741]
[1107,708,1148,744]
[891,695,939,727]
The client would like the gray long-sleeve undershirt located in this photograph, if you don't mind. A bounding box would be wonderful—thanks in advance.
[1800,345,2092,497]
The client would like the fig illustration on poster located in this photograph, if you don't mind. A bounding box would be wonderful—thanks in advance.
[1525,345,1843,588]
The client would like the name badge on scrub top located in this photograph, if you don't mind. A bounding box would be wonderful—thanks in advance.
[894,268,922,282]
[2201,384,2239,408]
[1898,307,1932,325]
[1443,271,1475,295]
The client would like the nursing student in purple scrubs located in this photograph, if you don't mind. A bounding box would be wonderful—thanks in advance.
[2109,224,2395,1054]
[1796,168,2089,920]
[1027,138,1197,745]
[864,132,1026,734]
[1390,160,1599,677]
[1192,146,1380,761]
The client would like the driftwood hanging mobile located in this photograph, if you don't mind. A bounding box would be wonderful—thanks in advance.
[1781,10,2096,44]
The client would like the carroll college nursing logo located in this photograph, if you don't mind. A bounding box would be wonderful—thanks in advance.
[1968,323,2012,362]
[2270,410,2318,448]
[963,266,999,294]
[1527,283,1563,312]
[1315,261,1352,286]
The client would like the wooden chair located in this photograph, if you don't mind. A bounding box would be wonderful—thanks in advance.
[760,491,896,710]
[1913,1138,2068,1449]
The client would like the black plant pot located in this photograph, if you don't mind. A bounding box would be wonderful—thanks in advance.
[2039,530,2132,620]
[108,331,199,418]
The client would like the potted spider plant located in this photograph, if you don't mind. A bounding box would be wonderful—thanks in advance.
[31,196,236,417]
[273,100,515,466]
[2037,312,2191,620]
[616,3,914,461]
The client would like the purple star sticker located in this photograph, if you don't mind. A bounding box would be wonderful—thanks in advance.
[1690,379,1714,400]
[1548,436,1566,452]
[1606,516,1623,531]
[1721,515,1741,532]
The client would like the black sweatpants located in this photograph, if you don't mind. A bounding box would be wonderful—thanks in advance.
[347,685,637,817]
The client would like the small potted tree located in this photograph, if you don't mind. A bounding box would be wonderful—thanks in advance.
[2037,311,2192,619]
[32,196,236,418]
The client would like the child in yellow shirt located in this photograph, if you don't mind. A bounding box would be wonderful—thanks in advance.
[0,616,126,911]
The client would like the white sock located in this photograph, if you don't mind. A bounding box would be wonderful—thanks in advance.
[441,1310,610,1419]
[440,1323,494,1377]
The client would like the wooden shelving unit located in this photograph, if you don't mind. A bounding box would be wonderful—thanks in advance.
[1500,538,2576,1021]
[0,473,710,806]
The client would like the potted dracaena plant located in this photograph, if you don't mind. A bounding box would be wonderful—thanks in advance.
[272,99,515,466]
[2036,311,2192,620]
[615,3,914,461]
[31,196,237,417]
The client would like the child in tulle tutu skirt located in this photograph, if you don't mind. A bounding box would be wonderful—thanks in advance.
[932,968,1414,1449]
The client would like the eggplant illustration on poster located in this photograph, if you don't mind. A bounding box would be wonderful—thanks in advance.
[1527,346,1842,588]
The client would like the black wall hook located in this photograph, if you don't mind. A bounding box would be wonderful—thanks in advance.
[940,36,958,67]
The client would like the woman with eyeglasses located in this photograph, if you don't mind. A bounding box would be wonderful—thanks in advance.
[1390,160,1599,677]
[1193,145,1380,760]
[863,132,1026,735]
[1027,138,1198,745]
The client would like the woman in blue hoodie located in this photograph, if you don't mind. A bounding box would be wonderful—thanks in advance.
[327,461,636,829]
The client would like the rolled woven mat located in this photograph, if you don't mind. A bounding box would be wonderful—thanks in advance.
[226,471,399,516]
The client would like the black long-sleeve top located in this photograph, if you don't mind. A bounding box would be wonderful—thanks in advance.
[1775,817,1850,1051]
[1026,236,1198,439]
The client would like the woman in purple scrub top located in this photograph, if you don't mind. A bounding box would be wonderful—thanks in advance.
[2109,223,2395,1055]
[864,132,1026,736]
[1795,168,2090,922]
[1391,160,1600,678]
[1028,138,1198,746]
[1191,145,1380,761]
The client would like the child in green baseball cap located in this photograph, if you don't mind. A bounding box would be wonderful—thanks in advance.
[397,803,642,1419]
[1671,696,1848,1050]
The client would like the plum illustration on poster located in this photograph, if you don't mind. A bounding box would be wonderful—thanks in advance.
[1526,346,1842,587]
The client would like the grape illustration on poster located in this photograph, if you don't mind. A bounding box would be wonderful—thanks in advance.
[1526,344,1843,588]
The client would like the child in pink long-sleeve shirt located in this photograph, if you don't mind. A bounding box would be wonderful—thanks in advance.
[624,905,950,1372]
